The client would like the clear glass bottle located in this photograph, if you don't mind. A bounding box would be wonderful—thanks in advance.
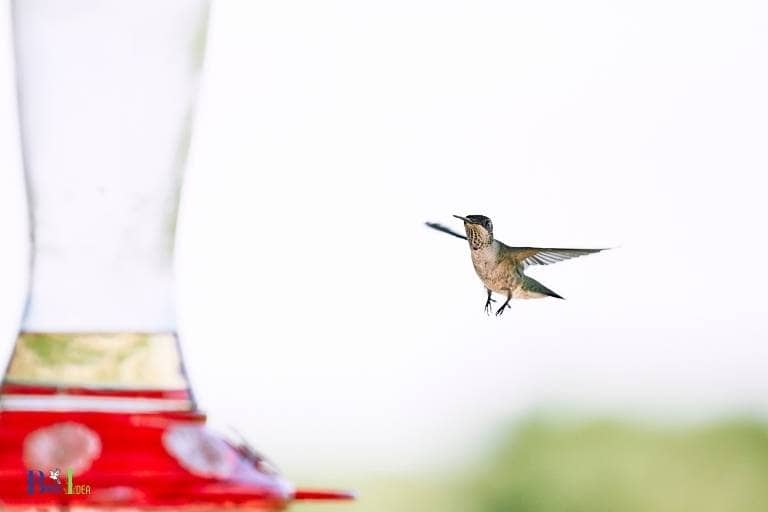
[1,0,208,412]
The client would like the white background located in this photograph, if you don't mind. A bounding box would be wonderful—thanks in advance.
[1,0,767,474]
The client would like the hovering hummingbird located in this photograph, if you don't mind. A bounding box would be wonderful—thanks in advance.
[426,215,608,316]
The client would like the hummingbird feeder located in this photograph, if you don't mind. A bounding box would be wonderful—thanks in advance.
[0,0,353,508]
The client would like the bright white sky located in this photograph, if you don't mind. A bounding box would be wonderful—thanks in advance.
[1,0,768,474]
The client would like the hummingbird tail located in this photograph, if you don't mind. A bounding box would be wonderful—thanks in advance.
[522,276,565,300]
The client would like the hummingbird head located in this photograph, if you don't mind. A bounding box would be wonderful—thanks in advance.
[454,214,494,250]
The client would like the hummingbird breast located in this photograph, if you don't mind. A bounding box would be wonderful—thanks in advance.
[469,241,522,293]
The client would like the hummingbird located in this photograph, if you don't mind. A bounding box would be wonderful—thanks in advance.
[426,215,608,316]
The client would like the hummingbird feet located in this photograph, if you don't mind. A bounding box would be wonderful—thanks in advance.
[484,290,496,315]
[495,295,512,316]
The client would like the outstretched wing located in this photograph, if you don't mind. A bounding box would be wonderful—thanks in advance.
[503,245,607,268]
[425,222,467,240]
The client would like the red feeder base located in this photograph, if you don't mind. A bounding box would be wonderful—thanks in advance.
[0,408,353,509]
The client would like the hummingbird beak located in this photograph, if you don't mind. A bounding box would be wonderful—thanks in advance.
[453,215,470,223]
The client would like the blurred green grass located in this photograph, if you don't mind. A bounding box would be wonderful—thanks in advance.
[293,416,768,512]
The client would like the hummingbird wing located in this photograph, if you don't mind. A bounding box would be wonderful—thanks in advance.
[503,245,607,268]
[425,222,467,240]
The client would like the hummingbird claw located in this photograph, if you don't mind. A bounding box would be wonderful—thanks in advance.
[484,297,495,315]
